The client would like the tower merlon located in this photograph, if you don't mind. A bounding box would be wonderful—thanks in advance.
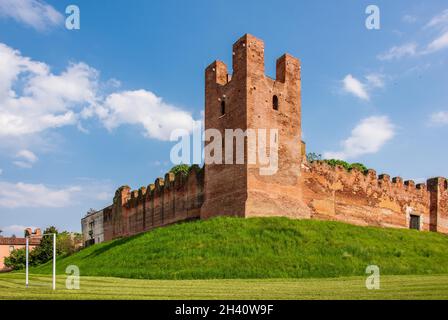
[114,185,131,206]
[427,177,448,191]
[232,33,265,77]
[276,53,301,83]
[205,60,228,86]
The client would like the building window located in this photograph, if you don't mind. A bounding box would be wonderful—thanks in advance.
[9,246,14,253]
[410,215,420,230]
[273,95,279,110]
[221,101,226,115]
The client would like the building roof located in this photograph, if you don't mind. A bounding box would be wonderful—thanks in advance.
[82,205,112,220]
[0,237,41,246]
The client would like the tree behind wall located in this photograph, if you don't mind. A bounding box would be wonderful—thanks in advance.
[57,231,82,256]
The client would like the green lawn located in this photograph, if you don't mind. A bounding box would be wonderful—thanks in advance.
[1,273,448,300]
[32,217,448,280]
[13,217,448,300]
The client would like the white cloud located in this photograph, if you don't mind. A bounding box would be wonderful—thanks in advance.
[16,150,38,162]
[379,9,448,60]
[341,73,386,101]
[105,78,121,89]
[429,111,448,125]
[0,181,80,208]
[95,192,110,202]
[424,31,448,53]
[0,178,114,208]
[425,9,448,30]
[324,116,395,160]
[342,74,369,101]
[0,42,199,145]
[0,0,63,31]
[70,177,115,203]
[13,161,32,169]
[93,90,198,141]
[0,43,98,138]
[365,73,385,88]
[0,224,38,237]
[419,9,448,55]
[13,150,38,168]
[377,43,418,61]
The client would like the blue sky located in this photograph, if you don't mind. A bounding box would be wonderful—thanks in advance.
[0,0,447,236]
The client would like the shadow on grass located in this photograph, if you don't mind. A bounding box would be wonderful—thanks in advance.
[84,232,147,259]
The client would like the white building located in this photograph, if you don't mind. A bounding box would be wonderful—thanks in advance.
[81,209,105,247]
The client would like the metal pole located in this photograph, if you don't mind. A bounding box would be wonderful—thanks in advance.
[25,237,29,288]
[52,233,56,290]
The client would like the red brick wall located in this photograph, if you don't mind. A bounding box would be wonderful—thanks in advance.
[102,206,113,241]
[301,161,431,230]
[104,167,204,241]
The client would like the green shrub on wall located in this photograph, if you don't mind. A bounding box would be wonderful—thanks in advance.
[170,164,191,176]
[349,162,368,172]
[306,153,368,173]
[324,159,368,173]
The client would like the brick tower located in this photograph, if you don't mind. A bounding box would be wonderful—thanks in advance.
[201,34,310,219]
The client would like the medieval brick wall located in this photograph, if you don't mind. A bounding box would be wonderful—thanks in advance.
[301,161,433,231]
[94,34,447,242]
[103,166,204,241]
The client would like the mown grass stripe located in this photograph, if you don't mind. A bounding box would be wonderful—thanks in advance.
[26,217,448,280]
[1,273,448,300]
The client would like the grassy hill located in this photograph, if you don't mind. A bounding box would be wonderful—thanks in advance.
[32,217,448,280]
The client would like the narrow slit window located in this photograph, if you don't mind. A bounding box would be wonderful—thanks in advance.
[221,101,226,115]
[273,95,279,110]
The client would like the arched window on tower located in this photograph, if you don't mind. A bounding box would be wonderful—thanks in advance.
[273,95,279,110]
[221,100,226,115]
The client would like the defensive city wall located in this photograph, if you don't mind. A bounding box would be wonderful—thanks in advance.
[103,166,204,241]
[91,34,447,243]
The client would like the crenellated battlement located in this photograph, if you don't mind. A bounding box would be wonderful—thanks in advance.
[302,160,448,231]
[118,166,205,211]
[104,166,204,240]
[206,34,300,89]
[307,160,431,197]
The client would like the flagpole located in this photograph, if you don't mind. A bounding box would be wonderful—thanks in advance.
[25,237,29,288]
[53,233,56,290]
